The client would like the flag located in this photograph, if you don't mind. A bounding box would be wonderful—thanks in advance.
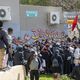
[72,15,78,31]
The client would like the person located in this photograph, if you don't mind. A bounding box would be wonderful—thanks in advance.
[51,50,63,74]
[74,43,80,59]
[28,51,40,80]
[7,28,13,46]
[0,21,10,70]
[70,58,80,80]
[63,46,72,74]
[7,28,13,66]
[41,44,52,74]
[23,44,31,75]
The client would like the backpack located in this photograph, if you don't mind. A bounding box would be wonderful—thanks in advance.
[28,57,41,70]
[52,58,59,67]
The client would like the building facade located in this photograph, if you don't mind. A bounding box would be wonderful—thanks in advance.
[0,0,20,37]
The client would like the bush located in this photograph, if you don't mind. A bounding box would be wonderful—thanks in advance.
[61,75,74,80]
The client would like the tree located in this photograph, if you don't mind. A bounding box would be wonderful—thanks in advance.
[20,0,80,10]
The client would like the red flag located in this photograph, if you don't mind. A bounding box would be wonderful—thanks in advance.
[72,15,78,31]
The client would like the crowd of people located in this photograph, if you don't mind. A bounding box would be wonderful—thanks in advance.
[12,36,80,80]
[0,20,80,80]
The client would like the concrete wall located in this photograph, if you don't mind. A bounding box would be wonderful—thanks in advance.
[0,1,65,38]
[20,5,64,37]
[0,0,20,37]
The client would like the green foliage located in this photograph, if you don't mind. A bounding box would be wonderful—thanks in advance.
[20,0,50,6]
[61,75,74,80]
[20,0,80,10]
[26,74,74,80]
[20,0,27,4]
[76,1,80,9]
[40,74,52,80]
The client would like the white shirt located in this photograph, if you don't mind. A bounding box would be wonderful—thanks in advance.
[74,48,80,59]
[8,35,13,45]
[69,47,74,53]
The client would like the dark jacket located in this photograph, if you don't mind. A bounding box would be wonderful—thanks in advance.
[0,29,9,50]
[71,65,80,80]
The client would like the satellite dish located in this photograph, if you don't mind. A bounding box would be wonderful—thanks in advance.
[0,9,6,17]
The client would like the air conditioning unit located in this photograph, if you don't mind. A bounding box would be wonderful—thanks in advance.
[0,6,11,21]
[48,12,60,24]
